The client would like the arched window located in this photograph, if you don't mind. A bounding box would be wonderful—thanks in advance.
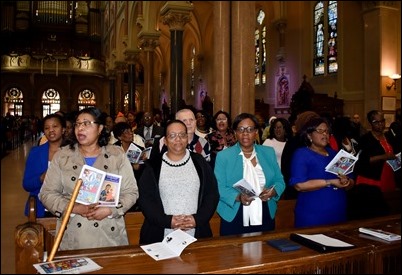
[41,88,60,117]
[4,88,23,116]
[313,1,338,76]
[78,89,96,110]
[255,9,267,86]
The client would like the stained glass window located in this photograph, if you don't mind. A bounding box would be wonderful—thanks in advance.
[255,9,267,86]
[41,88,60,117]
[313,1,338,76]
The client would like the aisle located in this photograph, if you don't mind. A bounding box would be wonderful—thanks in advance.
[1,140,34,274]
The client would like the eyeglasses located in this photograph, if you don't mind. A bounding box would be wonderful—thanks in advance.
[216,118,228,122]
[236,126,256,133]
[166,132,187,140]
[74,121,98,129]
[371,119,385,125]
[314,128,329,135]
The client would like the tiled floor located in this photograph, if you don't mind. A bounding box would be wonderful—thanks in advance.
[1,140,35,274]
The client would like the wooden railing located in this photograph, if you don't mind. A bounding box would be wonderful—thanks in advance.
[15,190,400,273]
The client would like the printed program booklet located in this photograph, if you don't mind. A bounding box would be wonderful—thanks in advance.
[140,229,197,261]
[358,227,401,242]
[386,152,401,171]
[325,149,358,175]
[33,257,102,274]
[76,165,121,206]
[126,143,152,164]
[233,178,258,198]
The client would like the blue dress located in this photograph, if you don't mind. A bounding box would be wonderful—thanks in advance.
[289,147,347,228]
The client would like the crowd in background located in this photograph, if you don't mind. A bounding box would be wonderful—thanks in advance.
[7,104,401,249]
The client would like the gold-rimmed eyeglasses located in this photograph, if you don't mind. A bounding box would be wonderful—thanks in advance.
[74,121,98,129]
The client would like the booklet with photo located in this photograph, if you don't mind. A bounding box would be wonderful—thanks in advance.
[97,173,122,207]
[325,149,358,175]
[33,257,102,274]
[140,229,197,261]
[126,143,143,164]
[76,165,121,206]
[76,165,107,205]
[386,152,401,171]
[138,147,152,164]
[232,178,258,198]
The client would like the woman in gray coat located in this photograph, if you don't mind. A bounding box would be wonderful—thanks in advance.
[39,107,138,250]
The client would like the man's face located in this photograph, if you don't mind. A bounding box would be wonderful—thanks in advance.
[176,110,196,135]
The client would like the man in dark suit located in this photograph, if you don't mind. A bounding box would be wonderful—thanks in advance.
[135,111,164,148]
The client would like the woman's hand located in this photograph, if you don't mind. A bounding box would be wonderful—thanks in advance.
[86,206,112,220]
[239,193,254,206]
[259,186,276,202]
[171,215,196,230]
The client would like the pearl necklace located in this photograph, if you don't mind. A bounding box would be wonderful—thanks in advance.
[162,152,191,167]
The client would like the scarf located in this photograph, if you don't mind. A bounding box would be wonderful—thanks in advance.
[242,150,263,226]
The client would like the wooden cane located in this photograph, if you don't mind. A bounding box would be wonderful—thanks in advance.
[47,179,83,262]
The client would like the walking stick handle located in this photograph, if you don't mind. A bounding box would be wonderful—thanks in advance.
[47,179,83,262]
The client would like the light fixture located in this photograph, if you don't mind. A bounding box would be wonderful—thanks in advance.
[386,74,401,90]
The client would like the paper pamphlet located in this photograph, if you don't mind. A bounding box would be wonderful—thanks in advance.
[358,227,401,242]
[325,149,358,175]
[140,229,197,261]
[33,257,102,274]
[233,178,258,198]
[76,165,121,206]
[386,152,401,171]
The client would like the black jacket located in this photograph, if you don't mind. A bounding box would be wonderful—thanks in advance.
[138,151,219,244]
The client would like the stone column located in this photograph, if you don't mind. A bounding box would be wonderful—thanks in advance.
[107,69,116,117]
[124,49,140,112]
[114,60,126,112]
[231,1,255,115]
[362,2,400,114]
[161,1,193,115]
[139,31,161,112]
[213,1,231,114]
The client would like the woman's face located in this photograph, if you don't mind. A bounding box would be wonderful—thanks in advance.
[119,128,133,144]
[235,118,257,149]
[165,122,188,155]
[74,113,103,146]
[273,121,285,140]
[44,117,64,143]
[370,113,386,133]
[215,113,229,132]
[309,122,329,148]
[196,112,206,128]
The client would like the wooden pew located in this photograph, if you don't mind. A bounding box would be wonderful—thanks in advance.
[16,190,400,273]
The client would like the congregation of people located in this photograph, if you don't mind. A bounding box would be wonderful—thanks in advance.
[17,104,401,250]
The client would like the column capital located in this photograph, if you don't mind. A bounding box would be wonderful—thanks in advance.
[161,2,194,31]
[123,49,141,64]
[138,31,161,51]
[114,60,127,73]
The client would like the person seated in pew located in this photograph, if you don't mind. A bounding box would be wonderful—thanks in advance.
[138,119,219,244]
